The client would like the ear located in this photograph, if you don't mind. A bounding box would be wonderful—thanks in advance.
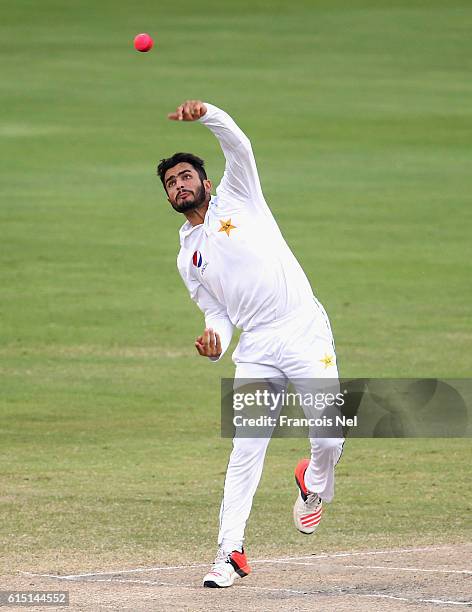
[203,179,212,193]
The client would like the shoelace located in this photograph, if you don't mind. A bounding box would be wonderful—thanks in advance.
[213,547,231,565]
[305,492,321,509]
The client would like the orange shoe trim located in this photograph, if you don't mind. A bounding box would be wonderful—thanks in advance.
[294,458,310,499]
[229,551,251,577]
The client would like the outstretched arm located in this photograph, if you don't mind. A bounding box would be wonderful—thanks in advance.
[168,100,272,214]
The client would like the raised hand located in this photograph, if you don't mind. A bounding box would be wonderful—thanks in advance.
[168,100,207,121]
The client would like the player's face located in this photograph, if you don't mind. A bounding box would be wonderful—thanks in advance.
[164,162,210,213]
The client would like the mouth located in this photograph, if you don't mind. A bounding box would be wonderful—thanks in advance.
[178,192,192,200]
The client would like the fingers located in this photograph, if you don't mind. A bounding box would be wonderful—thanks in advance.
[195,334,204,355]
[203,328,212,352]
[195,328,222,358]
[206,328,222,357]
[168,100,206,121]
[181,101,199,120]
[182,102,193,121]
[168,104,184,121]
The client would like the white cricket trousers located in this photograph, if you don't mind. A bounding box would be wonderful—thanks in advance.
[218,298,344,553]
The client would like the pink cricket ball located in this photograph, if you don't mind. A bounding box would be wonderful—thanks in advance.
[134,33,153,52]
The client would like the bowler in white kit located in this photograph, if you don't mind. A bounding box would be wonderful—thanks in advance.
[158,100,344,588]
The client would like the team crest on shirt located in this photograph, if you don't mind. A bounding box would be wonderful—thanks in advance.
[192,250,203,267]
[320,354,335,369]
[218,218,237,236]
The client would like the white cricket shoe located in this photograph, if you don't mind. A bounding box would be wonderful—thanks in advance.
[293,458,323,534]
[203,547,251,588]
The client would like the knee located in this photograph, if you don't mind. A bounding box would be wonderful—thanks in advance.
[232,436,270,460]
[310,437,344,452]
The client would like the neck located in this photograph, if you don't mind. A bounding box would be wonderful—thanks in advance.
[184,200,210,226]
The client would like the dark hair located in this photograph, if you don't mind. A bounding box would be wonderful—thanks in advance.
[157,152,207,191]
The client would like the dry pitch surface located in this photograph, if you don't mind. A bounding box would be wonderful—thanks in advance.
[5,544,471,611]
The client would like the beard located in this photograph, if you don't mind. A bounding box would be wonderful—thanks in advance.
[171,183,207,213]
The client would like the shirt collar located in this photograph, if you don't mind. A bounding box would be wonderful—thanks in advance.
[178,196,216,245]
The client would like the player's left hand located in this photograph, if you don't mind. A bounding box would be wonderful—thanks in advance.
[195,327,222,358]
[168,100,207,121]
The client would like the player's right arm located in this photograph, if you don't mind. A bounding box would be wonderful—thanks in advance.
[192,284,233,362]
[168,100,272,215]
[177,252,233,362]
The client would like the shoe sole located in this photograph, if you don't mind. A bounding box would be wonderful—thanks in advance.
[203,580,225,588]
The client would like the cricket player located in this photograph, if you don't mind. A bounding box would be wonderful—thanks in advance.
[157,100,344,588]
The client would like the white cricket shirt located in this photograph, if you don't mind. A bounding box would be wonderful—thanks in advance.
[177,103,317,359]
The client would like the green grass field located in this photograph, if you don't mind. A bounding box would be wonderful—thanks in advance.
[1,0,471,575]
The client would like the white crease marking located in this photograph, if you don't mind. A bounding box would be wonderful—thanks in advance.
[20,545,455,579]
[343,564,472,575]
[20,566,472,607]
[253,545,452,565]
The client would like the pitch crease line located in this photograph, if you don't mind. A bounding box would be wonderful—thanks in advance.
[20,544,455,580]
[252,545,451,564]
[21,564,208,580]
[265,561,472,575]
[237,585,472,606]
[78,577,195,588]
[344,564,472,575]
[18,574,472,606]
